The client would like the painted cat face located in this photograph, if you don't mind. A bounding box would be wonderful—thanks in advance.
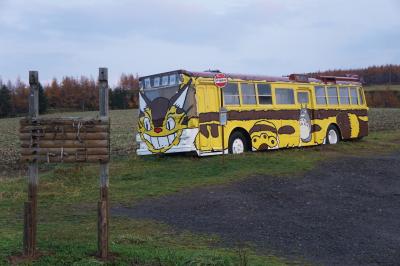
[138,85,189,153]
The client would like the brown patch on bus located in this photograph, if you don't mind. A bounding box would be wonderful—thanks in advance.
[278,125,295,135]
[198,109,367,123]
[358,118,368,137]
[311,124,322,133]
[210,124,219,138]
[336,112,352,139]
[249,124,277,135]
[200,124,209,138]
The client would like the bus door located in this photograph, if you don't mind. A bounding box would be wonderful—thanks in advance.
[297,87,316,145]
[196,85,220,151]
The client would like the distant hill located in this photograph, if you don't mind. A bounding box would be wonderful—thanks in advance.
[309,64,400,86]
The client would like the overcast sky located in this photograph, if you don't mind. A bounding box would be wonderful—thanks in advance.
[0,0,399,85]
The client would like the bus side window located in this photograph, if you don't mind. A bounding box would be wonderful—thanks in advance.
[275,88,295,105]
[257,84,272,104]
[241,83,257,105]
[339,87,350,105]
[327,86,339,105]
[350,87,359,105]
[358,87,365,105]
[297,91,309,104]
[223,83,240,105]
[314,86,327,105]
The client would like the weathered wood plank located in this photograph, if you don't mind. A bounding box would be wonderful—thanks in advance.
[20,117,109,126]
[21,139,108,149]
[21,148,109,156]
[20,125,109,134]
[19,132,109,141]
[20,155,110,163]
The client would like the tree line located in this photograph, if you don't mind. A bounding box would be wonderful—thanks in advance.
[309,64,400,85]
[0,74,139,118]
[1,64,400,118]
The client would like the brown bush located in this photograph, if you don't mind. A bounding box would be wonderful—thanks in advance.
[365,91,400,108]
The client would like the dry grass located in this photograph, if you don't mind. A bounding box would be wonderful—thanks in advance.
[0,109,137,171]
[1,108,399,171]
[364,84,400,91]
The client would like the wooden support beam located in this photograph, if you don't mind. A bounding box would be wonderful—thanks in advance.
[98,67,110,259]
[23,71,39,257]
[97,200,108,259]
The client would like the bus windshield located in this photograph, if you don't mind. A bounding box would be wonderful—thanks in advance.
[143,85,180,101]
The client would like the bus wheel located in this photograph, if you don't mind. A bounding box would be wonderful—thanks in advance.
[326,125,340,144]
[229,132,248,154]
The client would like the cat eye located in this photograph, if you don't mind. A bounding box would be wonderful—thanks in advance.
[143,117,151,131]
[166,117,175,130]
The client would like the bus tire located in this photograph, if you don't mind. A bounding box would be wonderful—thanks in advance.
[228,131,248,154]
[326,125,340,144]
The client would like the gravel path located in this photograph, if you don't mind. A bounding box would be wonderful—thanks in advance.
[112,152,400,266]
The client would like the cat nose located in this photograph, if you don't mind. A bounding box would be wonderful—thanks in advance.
[154,127,162,133]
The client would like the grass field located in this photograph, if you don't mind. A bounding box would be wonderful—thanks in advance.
[1,109,400,265]
[364,84,400,91]
[1,108,400,172]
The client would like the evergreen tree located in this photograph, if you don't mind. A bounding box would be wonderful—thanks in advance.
[0,85,12,117]
[38,83,48,114]
[110,87,129,109]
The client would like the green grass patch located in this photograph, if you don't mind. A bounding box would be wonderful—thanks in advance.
[1,130,400,265]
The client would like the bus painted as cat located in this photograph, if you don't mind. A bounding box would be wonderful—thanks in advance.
[136,70,368,156]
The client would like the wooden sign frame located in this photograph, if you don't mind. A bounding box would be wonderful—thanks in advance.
[21,68,111,260]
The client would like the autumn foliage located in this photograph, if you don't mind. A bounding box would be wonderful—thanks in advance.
[0,74,140,117]
[310,64,400,85]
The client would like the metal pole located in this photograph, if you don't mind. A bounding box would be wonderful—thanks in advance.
[24,71,39,257]
[98,67,109,259]
[220,88,225,165]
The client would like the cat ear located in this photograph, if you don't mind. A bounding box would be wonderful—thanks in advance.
[139,92,150,113]
[172,84,189,109]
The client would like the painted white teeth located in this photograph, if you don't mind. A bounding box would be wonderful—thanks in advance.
[158,136,169,147]
[167,134,175,145]
[144,133,177,150]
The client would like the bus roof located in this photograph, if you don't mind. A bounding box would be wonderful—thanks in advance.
[139,70,362,85]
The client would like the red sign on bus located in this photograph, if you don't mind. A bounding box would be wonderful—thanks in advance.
[214,73,228,88]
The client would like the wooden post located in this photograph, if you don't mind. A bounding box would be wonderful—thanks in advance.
[98,67,109,259]
[24,71,39,257]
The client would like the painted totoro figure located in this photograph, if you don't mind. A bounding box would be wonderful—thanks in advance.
[299,106,312,143]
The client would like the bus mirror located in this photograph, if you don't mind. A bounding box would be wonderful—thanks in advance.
[219,107,228,126]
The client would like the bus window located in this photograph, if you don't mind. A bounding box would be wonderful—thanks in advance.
[339,87,350,105]
[297,91,309,104]
[241,83,257,105]
[358,88,365,104]
[275,88,295,105]
[350,87,359,105]
[257,84,272,105]
[223,83,240,105]
[327,86,339,105]
[315,86,327,105]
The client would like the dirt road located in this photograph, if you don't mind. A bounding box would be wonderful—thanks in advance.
[113,152,400,265]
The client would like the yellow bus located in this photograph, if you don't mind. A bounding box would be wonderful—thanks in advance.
[136,70,368,156]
